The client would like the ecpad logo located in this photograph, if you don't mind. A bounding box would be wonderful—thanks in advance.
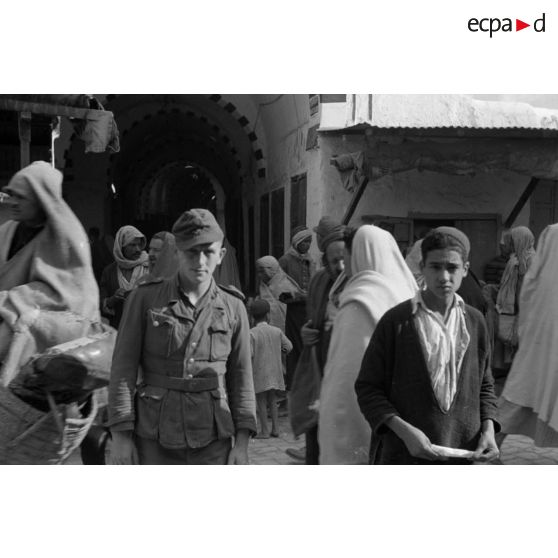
[468,13,546,37]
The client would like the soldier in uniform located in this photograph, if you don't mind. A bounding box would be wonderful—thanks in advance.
[107,209,257,465]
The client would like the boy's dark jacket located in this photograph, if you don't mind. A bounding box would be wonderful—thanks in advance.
[355,299,499,465]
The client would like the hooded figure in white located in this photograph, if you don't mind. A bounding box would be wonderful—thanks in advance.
[318,225,418,464]
[0,162,101,386]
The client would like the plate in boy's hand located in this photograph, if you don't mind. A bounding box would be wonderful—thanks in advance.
[431,445,475,459]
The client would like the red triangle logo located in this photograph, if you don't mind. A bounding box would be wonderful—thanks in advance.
[516,19,530,31]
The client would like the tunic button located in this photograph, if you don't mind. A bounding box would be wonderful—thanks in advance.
[153,321,159,327]
[188,358,194,364]
[191,342,197,348]
[186,374,193,379]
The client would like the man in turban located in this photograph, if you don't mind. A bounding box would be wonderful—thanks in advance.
[287,217,347,463]
[276,228,317,392]
[278,228,316,292]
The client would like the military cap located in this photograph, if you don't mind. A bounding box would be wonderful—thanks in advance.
[172,208,224,250]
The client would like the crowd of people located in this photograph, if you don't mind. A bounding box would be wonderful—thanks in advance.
[1,160,557,465]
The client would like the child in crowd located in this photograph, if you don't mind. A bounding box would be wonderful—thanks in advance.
[355,227,500,464]
[250,299,293,438]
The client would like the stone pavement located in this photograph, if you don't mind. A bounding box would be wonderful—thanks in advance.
[65,417,558,465]
[248,414,305,465]
[64,413,306,465]
[499,435,558,465]
[65,395,558,465]
[250,415,558,465]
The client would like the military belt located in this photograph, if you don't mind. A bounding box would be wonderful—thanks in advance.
[143,372,219,393]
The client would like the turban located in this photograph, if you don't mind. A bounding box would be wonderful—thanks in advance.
[291,229,312,249]
[313,216,345,252]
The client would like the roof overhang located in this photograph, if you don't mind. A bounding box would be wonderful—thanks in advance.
[319,94,558,139]
[0,94,119,153]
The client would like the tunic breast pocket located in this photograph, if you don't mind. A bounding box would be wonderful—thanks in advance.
[145,310,180,357]
[209,317,232,362]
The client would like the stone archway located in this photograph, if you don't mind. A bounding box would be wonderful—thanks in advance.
[134,160,229,239]
[64,94,266,289]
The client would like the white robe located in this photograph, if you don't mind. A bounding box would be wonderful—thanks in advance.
[318,225,417,464]
[499,224,558,446]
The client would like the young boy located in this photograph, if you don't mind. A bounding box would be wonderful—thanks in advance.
[250,299,293,438]
[355,227,500,464]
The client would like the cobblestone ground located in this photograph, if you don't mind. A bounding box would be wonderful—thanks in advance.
[499,435,558,465]
[64,412,306,465]
[65,416,558,465]
[248,416,305,465]
[65,385,558,465]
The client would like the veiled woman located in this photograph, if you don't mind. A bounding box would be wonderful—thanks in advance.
[0,162,101,386]
[495,226,536,363]
[318,225,418,464]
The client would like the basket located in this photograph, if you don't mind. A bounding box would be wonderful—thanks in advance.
[0,387,97,465]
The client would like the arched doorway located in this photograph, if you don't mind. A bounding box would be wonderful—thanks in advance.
[108,104,247,282]
[64,95,267,290]
[133,161,219,239]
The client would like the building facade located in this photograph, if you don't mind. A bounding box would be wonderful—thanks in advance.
[2,94,558,290]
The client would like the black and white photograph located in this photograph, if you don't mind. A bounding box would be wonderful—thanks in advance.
[2,2,558,557]
[2,93,558,466]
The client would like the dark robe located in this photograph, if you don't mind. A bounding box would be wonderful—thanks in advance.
[457,271,487,315]
[99,262,126,329]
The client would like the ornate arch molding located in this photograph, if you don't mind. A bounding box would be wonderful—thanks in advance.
[206,94,266,178]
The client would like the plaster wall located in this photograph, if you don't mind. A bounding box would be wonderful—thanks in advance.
[316,133,532,229]
[252,95,313,257]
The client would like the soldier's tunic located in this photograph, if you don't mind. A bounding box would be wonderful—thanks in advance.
[108,274,257,463]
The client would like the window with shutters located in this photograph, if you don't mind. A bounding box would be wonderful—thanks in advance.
[259,188,285,258]
[271,188,285,259]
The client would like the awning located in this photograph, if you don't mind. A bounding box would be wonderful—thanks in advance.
[0,94,120,153]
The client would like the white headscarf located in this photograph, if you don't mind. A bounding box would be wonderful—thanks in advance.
[113,225,149,290]
[496,226,536,315]
[511,226,536,276]
[342,224,418,311]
